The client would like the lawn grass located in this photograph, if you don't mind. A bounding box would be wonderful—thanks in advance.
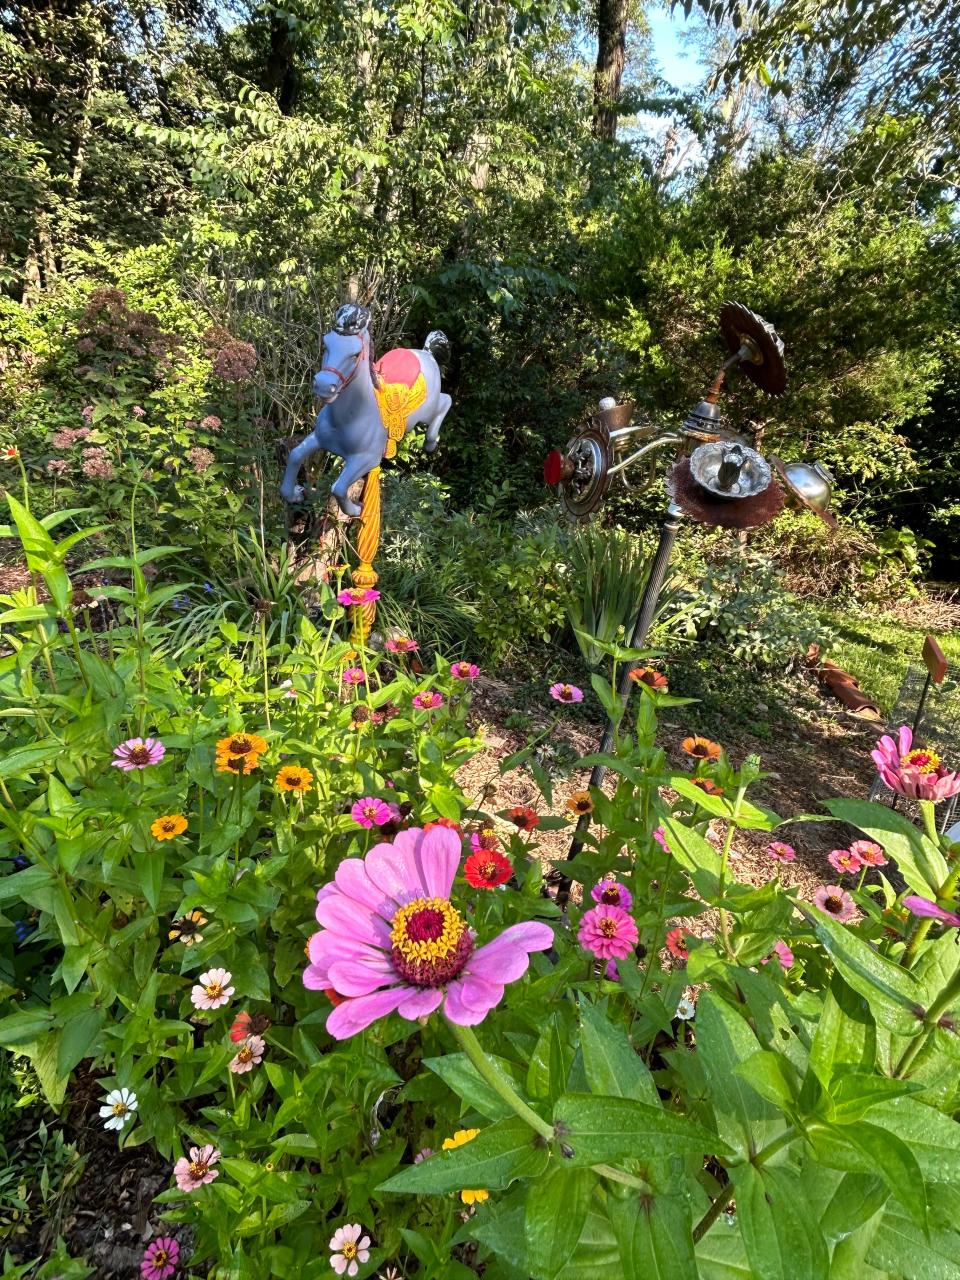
[817,607,960,718]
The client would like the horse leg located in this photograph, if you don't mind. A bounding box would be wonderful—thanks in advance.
[331,447,384,517]
[280,430,323,503]
[424,392,452,453]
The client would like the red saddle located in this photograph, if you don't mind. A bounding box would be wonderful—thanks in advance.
[374,348,421,388]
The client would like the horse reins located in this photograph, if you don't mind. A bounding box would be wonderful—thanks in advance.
[320,332,382,395]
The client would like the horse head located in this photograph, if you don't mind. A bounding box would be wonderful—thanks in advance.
[311,303,372,403]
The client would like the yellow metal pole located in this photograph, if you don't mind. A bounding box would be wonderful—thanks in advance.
[350,466,381,643]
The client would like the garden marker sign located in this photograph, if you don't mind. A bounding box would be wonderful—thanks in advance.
[280,302,451,637]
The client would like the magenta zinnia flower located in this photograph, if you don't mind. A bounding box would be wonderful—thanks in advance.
[302,826,553,1038]
[813,885,857,923]
[141,1237,179,1280]
[578,904,638,960]
[652,826,670,853]
[412,691,444,710]
[342,667,366,686]
[590,879,633,910]
[450,661,480,680]
[827,848,862,875]
[762,940,795,970]
[871,725,960,802]
[903,895,960,927]
[386,636,418,654]
[173,1144,220,1191]
[766,841,796,862]
[352,797,393,828]
[338,587,380,606]
[112,737,165,770]
[549,682,583,703]
[850,840,887,867]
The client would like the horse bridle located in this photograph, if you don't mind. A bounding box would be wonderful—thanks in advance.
[319,331,383,397]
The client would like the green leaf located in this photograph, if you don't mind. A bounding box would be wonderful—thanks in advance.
[806,981,877,1093]
[866,1185,960,1278]
[132,848,163,912]
[818,1172,887,1243]
[551,1093,728,1165]
[823,1119,927,1231]
[377,1118,549,1194]
[867,1095,960,1183]
[696,993,778,1155]
[608,1191,698,1279]
[826,1068,923,1123]
[732,1051,798,1113]
[524,1165,595,1279]
[730,1165,829,1280]
[57,1008,106,1075]
[578,1001,659,1106]
[23,1034,69,1107]
[424,1052,528,1121]
[0,1007,58,1047]
[527,1011,576,1103]
[794,899,924,1036]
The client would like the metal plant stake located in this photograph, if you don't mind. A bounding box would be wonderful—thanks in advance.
[544,302,836,904]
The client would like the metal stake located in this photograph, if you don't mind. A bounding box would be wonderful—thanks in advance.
[554,503,683,909]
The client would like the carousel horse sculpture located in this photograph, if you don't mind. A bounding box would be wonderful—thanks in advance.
[280,302,451,639]
[279,303,451,518]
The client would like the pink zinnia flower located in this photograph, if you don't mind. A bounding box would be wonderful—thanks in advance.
[302,826,553,1038]
[132,405,146,418]
[590,879,633,910]
[450,661,480,680]
[329,1224,371,1277]
[850,840,887,867]
[762,940,795,970]
[871,725,960,803]
[338,587,380,606]
[342,667,366,686]
[413,1146,434,1163]
[813,885,857,923]
[412,691,444,710]
[173,1144,220,1191]
[112,737,165,770]
[903,895,960,927]
[766,841,796,862]
[352,797,393,828]
[653,826,670,853]
[141,1237,179,1280]
[386,636,418,654]
[190,967,234,1010]
[604,959,620,981]
[229,1034,266,1073]
[579,904,638,960]
[827,848,863,875]
[549,682,583,703]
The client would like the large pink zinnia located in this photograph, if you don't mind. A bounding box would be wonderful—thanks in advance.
[871,725,960,802]
[303,827,553,1038]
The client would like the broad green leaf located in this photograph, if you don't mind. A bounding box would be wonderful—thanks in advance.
[661,814,722,894]
[608,1190,698,1279]
[795,899,923,1036]
[730,1164,829,1280]
[867,1095,960,1183]
[578,1001,659,1106]
[377,1118,549,1194]
[22,1033,68,1107]
[0,739,62,778]
[807,981,877,1093]
[132,848,163,911]
[527,1011,576,1103]
[424,1052,528,1121]
[818,1171,887,1243]
[826,1068,923,1122]
[0,1007,58,1047]
[551,1093,728,1165]
[733,1051,799,1113]
[822,1119,927,1231]
[696,993,778,1155]
[866,1185,960,1279]
[524,1165,594,1279]
[57,1008,106,1075]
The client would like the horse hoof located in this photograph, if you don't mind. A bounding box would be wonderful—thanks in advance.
[424,438,439,454]
[334,494,363,518]
[281,484,306,505]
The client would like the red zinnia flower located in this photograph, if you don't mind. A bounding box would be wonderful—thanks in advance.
[665,927,689,960]
[229,1010,271,1043]
[504,806,540,831]
[324,987,347,1007]
[628,667,668,692]
[464,850,513,889]
[424,816,463,836]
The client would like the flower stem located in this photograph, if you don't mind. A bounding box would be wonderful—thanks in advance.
[692,1126,796,1243]
[894,967,960,1077]
[717,784,746,958]
[450,1023,552,1139]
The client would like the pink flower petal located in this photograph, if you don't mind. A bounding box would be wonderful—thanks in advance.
[328,952,397,996]
[444,975,505,1024]
[415,826,462,899]
[326,985,412,1039]
[464,922,554,983]
[334,858,396,918]
[365,840,426,905]
[396,986,444,1019]
[315,892,392,948]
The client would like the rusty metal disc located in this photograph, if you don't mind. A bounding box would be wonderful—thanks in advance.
[669,456,784,529]
[556,421,612,522]
[719,301,787,396]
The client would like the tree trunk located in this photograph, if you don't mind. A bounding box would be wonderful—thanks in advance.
[593,0,629,141]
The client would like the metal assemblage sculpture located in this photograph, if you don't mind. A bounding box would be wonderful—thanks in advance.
[280,302,451,637]
[544,301,836,902]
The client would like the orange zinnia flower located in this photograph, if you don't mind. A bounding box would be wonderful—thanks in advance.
[215,732,267,760]
[566,791,594,815]
[276,764,314,793]
[628,667,668,692]
[690,778,723,796]
[216,753,259,775]
[681,735,722,761]
[151,814,188,840]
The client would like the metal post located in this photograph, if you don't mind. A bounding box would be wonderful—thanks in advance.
[554,503,683,908]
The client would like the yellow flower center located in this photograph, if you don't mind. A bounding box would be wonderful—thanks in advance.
[112,1101,128,1116]
[342,1244,358,1261]
[189,1159,208,1180]
[205,981,223,998]
[598,917,618,937]
[390,897,472,987]
[153,1249,169,1267]
[901,748,940,774]
[237,1045,252,1062]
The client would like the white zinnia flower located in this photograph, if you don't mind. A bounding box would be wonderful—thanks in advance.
[329,1223,371,1276]
[99,1086,138,1130]
[675,997,697,1021]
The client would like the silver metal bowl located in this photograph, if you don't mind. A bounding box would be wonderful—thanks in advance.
[688,440,772,499]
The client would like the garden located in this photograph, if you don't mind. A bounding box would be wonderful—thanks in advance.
[2,2,960,1278]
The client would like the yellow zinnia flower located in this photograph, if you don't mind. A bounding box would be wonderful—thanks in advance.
[566,790,593,815]
[216,753,259,775]
[442,1128,489,1205]
[276,764,314,793]
[215,732,267,759]
[151,814,188,841]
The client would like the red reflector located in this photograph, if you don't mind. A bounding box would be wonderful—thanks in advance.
[543,450,564,486]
